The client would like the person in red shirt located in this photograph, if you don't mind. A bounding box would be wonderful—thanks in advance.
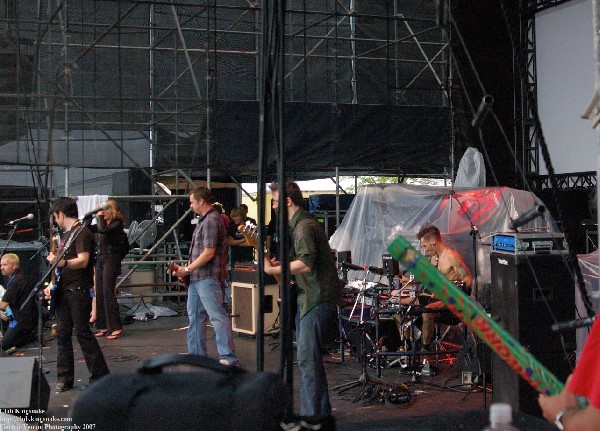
[538,318,600,430]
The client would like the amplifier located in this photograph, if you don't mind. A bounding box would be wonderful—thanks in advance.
[231,264,278,285]
[491,232,567,255]
[231,282,279,335]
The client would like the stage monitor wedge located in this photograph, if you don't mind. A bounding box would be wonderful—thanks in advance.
[0,357,50,415]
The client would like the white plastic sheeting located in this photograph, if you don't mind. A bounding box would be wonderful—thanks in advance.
[455,147,486,187]
[328,184,559,287]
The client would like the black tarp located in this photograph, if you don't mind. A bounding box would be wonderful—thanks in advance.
[156,101,450,178]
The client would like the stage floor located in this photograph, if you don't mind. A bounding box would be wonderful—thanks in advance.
[3,306,556,430]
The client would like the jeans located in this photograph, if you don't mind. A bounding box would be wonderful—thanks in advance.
[221,280,231,309]
[187,278,238,363]
[296,300,338,417]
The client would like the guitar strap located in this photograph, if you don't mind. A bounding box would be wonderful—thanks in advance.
[56,222,84,282]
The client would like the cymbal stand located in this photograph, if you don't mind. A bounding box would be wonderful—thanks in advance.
[335,273,377,391]
[387,298,419,370]
[333,319,375,393]
[385,276,419,369]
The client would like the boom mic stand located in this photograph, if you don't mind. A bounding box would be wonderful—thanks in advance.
[450,190,488,408]
[0,223,19,257]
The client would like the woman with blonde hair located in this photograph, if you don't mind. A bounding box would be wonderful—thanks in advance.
[94,199,127,340]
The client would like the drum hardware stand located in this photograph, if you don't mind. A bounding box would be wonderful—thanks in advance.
[334,320,376,393]
[387,307,439,382]
[335,271,387,389]
[337,271,370,368]
[334,316,411,405]
[386,287,419,368]
[386,277,423,372]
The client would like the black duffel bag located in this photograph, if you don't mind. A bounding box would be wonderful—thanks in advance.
[68,353,289,431]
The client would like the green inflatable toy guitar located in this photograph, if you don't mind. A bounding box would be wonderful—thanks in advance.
[387,235,564,396]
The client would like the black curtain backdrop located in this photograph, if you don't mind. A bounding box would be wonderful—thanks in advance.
[156,101,451,178]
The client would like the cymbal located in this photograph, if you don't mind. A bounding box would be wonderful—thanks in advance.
[341,261,364,271]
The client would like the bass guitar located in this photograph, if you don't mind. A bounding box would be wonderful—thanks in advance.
[237,221,281,284]
[48,233,60,317]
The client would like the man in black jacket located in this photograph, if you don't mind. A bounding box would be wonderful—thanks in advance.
[0,253,37,352]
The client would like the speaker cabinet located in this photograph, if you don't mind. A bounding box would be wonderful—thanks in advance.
[231,283,279,335]
[0,241,47,289]
[0,357,50,415]
[490,252,576,416]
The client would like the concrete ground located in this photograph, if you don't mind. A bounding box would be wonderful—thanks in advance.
[1,301,556,431]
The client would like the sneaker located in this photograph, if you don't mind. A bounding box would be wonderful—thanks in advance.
[219,358,240,367]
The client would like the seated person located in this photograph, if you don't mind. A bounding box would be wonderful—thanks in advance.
[392,225,472,352]
[0,253,37,352]
[538,317,600,430]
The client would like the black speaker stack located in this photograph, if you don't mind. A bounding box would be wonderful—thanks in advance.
[490,243,576,417]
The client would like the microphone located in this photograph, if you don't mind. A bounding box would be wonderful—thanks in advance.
[341,261,364,272]
[509,205,546,230]
[471,94,494,128]
[6,213,34,225]
[367,265,385,275]
[551,316,595,333]
[82,202,110,220]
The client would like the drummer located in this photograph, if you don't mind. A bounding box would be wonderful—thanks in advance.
[416,224,472,353]
[390,225,472,352]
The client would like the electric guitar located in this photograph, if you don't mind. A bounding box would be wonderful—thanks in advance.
[48,233,60,317]
[237,221,281,284]
[237,220,260,250]
[387,235,565,396]
[168,261,190,289]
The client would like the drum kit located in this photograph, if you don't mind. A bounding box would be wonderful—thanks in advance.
[339,261,445,375]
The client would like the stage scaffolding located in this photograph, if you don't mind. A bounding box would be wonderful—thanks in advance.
[0,0,460,274]
[0,1,450,190]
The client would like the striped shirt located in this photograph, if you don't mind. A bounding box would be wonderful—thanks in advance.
[189,208,227,283]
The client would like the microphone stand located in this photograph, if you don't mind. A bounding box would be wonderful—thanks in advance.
[450,191,487,409]
[29,236,52,261]
[19,219,89,416]
[0,223,19,257]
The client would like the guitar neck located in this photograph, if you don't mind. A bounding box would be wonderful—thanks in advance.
[241,232,259,250]
[50,234,59,284]
[237,223,282,285]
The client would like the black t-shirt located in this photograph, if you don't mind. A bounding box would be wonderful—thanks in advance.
[227,220,255,263]
[3,269,36,330]
[58,225,95,290]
